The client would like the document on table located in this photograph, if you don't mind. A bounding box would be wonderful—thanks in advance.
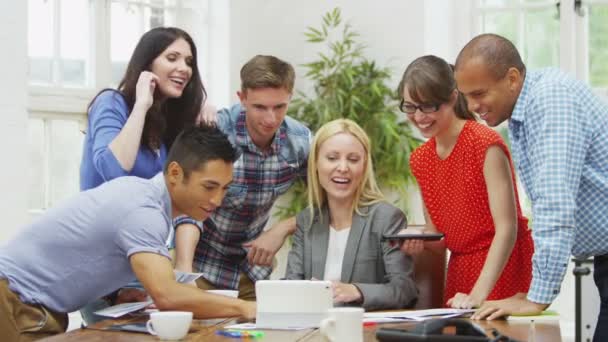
[506,310,560,321]
[224,323,309,331]
[93,300,154,318]
[174,270,204,283]
[94,270,204,318]
[364,308,476,322]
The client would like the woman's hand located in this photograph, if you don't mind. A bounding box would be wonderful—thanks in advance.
[446,292,483,309]
[392,228,425,256]
[134,71,160,112]
[197,101,218,125]
[331,281,362,304]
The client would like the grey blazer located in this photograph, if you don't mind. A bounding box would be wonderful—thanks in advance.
[284,202,418,311]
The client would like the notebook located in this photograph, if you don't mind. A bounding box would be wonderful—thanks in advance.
[255,280,333,329]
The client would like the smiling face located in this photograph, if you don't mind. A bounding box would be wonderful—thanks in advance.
[238,87,291,149]
[316,132,367,205]
[402,88,459,139]
[167,159,233,221]
[150,38,193,99]
[454,57,523,127]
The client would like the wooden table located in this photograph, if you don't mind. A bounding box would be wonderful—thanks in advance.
[41,316,316,342]
[304,319,562,341]
[42,316,561,341]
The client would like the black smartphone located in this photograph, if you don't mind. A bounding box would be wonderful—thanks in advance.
[382,233,444,241]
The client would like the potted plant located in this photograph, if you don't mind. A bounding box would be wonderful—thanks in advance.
[277,8,422,218]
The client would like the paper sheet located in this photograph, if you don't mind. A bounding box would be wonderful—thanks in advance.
[174,270,204,283]
[364,308,475,322]
[224,323,309,331]
[93,270,204,318]
[93,300,154,318]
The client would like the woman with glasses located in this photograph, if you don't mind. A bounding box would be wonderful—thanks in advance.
[395,55,533,309]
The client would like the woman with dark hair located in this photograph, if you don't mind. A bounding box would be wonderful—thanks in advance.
[80,26,205,190]
[396,55,533,309]
[78,26,205,324]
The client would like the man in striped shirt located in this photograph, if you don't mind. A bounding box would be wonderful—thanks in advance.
[455,33,608,341]
[174,55,311,299]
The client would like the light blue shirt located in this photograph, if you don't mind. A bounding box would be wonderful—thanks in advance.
[508,68,608,304]
[0,173,172,313]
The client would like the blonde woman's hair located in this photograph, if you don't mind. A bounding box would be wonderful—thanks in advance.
[307,119,385,218]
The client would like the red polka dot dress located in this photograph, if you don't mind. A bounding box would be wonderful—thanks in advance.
[410,120,533,304]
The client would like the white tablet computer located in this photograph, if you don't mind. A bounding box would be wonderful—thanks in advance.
[255,280,333,329]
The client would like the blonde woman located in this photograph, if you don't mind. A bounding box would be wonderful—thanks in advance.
[284,119,417,310]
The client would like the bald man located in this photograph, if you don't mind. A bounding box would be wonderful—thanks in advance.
[454,33,608,341]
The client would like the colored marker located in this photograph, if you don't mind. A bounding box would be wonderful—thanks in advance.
[215,329,265,338]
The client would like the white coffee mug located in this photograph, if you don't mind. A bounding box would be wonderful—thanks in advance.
[320,307,364,342]
[146,311,192,340]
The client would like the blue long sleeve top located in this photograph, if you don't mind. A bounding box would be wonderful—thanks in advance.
[79,90,167,190]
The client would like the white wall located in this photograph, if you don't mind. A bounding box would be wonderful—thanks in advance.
[0,1,28,241]
[227,0,426,103]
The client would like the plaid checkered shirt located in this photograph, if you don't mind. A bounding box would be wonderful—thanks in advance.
[192,104,311,289]
[508,68,608,304]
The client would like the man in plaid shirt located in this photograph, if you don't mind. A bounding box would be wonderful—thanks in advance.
[174,55,311,299]
[455,34,608,341]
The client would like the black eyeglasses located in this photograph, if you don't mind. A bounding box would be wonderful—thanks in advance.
[399,99,440,115]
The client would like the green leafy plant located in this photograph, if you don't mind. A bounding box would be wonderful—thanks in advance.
[276,8,422,218]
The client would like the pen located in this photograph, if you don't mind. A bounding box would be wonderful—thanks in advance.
[215,330,265,338]
[529,319,535,342]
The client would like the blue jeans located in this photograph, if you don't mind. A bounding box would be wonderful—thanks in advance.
[594,253,608,342]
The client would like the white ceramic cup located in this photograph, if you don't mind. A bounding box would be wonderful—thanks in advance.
[145,311,192,340]
[206,289,239,298]
[320,307,364,342]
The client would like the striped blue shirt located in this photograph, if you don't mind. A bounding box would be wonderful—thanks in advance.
[508,68,608,304]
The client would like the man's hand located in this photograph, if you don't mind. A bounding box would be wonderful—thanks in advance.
[331,281,362,304]
[446,292,483,309]
[472,293,549,320]
[115,288,148,304]
[239,300,257,320]
[243,219,294,266]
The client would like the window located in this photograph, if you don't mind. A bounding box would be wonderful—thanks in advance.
[475,0,608,86]
[26,0,205,215]
[587,1,608,88]
[476,0,560,69]
[110,0,178,84]
[28,0,91,87]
